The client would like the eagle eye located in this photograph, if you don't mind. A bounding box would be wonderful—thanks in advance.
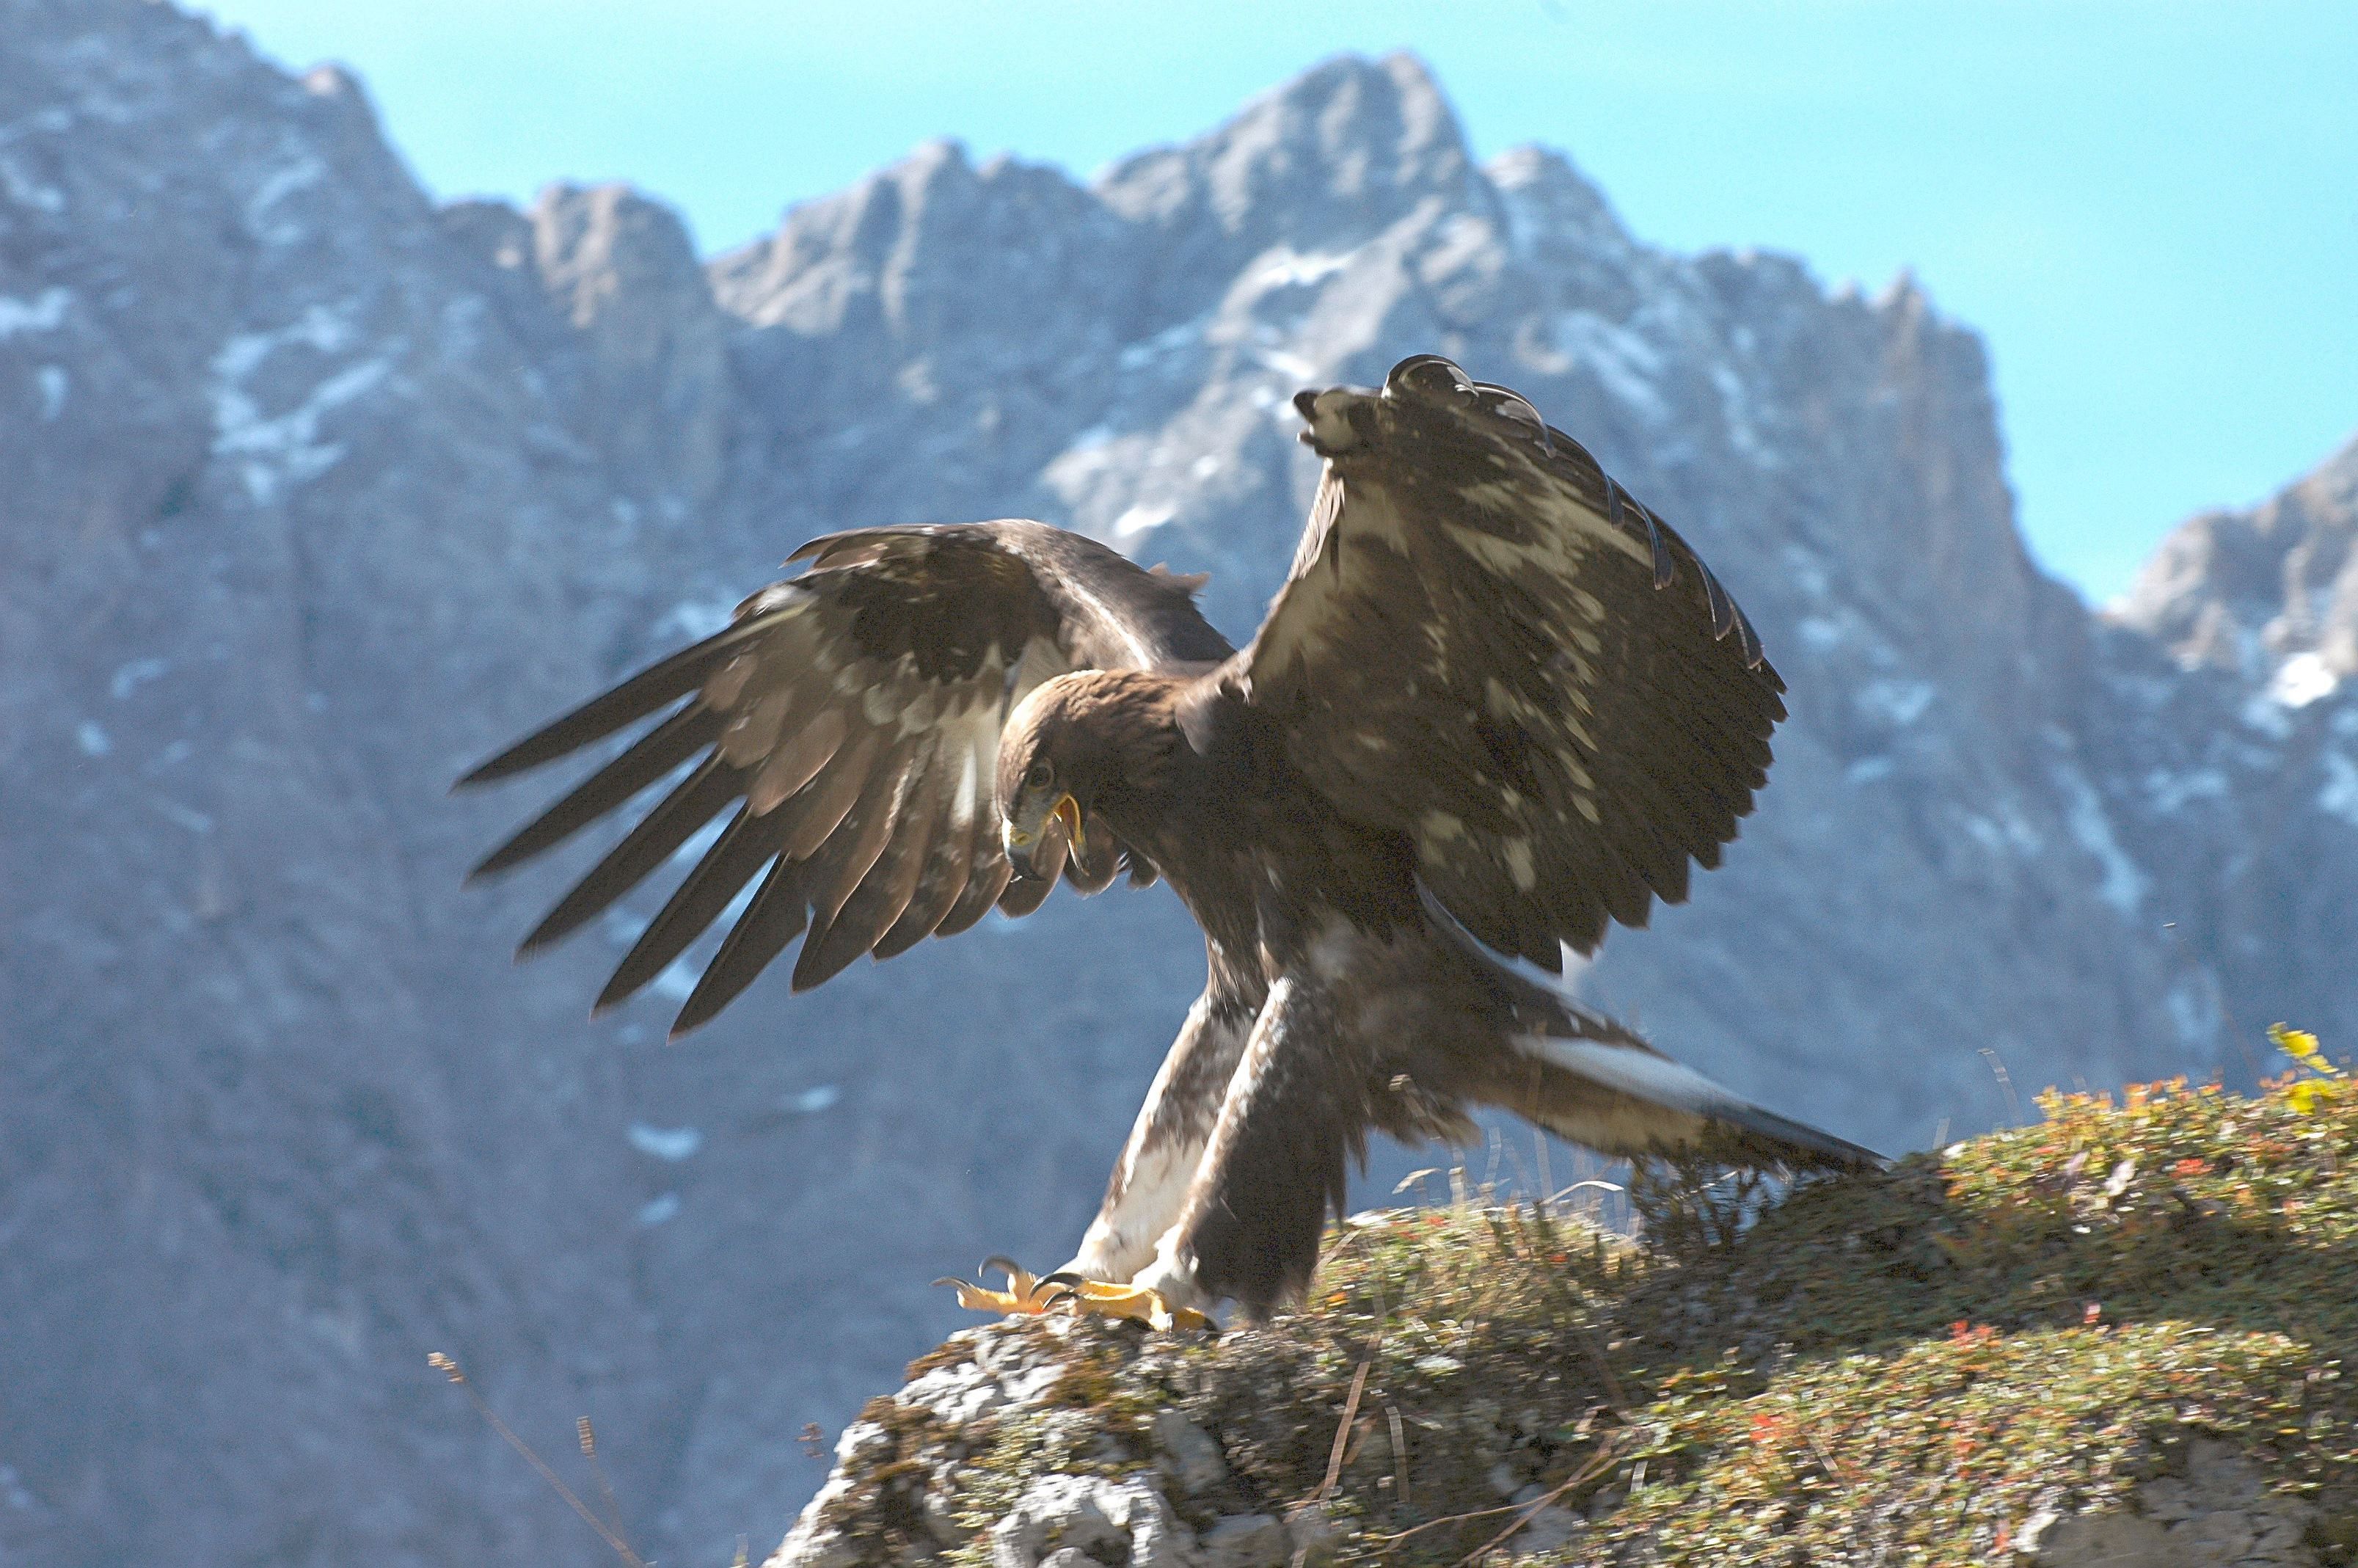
[1024,760,1054,791]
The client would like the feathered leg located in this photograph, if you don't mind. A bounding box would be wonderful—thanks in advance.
[940,983,1252,1330]
[1065,988,1255,1280]
[1128,974,1362,1322]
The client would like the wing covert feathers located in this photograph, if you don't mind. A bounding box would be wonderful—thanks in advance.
[459,522,1230,1034]
[1250,356,1788,967]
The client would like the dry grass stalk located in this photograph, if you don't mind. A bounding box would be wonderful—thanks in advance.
[427,1352,648,1568]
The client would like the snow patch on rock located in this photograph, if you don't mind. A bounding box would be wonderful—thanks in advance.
[0,286,70,338]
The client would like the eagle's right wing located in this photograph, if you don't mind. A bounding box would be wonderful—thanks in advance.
[1238,355,1786,969]
[458,521,1231,1035]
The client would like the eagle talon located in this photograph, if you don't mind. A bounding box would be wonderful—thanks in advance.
[940,1262,1215,1332]
[933,1257,1055,1316]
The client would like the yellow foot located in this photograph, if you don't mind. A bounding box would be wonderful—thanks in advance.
[932,1256,1060,1316]
[1041,1275,1217,1332]
[934,1257,1214,1332]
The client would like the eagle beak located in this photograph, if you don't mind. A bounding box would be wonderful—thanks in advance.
[1004,791,1081,878]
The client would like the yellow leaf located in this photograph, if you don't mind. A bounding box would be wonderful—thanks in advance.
[2269,1022,2321,1061]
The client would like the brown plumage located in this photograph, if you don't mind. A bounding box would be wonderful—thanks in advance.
[460,354,1880,1321]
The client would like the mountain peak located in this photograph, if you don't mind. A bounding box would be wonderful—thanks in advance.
[1487,144,1632,262]
[1095,50,1478,240]
[1254,50,1461,172]
[2114,429,2358,682]
[528,182,704,328]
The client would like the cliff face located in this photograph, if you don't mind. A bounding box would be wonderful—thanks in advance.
[2095,434,2358,1086]
[1,4,2351,1564]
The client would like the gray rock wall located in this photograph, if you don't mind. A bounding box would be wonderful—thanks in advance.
[2,4,2352,1563]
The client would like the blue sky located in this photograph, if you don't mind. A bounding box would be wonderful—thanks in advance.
[196,0,2358,605]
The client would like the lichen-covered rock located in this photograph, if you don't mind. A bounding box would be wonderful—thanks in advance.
[1196,1512,1286,1568]
[1152,1412,1230,1498]
[989,1476,1191,1568]
[2027,1440,2321,1567]
[761,1307,1373,1568]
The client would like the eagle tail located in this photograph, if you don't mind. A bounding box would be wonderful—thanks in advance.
[1507,1021,1886,1174]
[1684,1092,1889,1173]
[1420,884,1883,1173]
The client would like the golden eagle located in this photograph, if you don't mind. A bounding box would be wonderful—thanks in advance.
[459,354,1878,1325]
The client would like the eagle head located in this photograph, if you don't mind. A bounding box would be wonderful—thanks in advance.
[1296,354,1475,456]
[1292,385,1380,456]
[1295,354,1556,461]
[999,671,1182,877]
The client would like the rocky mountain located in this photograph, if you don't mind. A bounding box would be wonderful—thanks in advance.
[1,4,2351,1564]
[2093,434,2358,1083]
[2118,434,2358,686]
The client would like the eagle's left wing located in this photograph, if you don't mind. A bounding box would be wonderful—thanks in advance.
[1238,354,1785,968]
[458,521,1230,1035]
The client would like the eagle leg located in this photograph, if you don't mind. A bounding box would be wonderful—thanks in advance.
[933,1258,1212,1331]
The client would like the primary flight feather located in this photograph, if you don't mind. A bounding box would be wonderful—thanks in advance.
[459,354,1878,1324]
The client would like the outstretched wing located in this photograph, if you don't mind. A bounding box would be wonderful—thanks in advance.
[1241,354,1786,967]
[459,520,1231,1035]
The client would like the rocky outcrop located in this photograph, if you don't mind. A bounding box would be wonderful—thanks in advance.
[767,1077,2358,1567]
[3,3,2354,1563]
[770,1341,2335,1568]
[2117,435,2358,687]
[2024,1439,2324,1567]
[765,1318,1335,1568]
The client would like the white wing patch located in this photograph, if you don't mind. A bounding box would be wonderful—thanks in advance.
[1513,1032,1733,1118]
[949,729,982,830]
[1453,471,1649,569]
[1420,809,1467,841]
